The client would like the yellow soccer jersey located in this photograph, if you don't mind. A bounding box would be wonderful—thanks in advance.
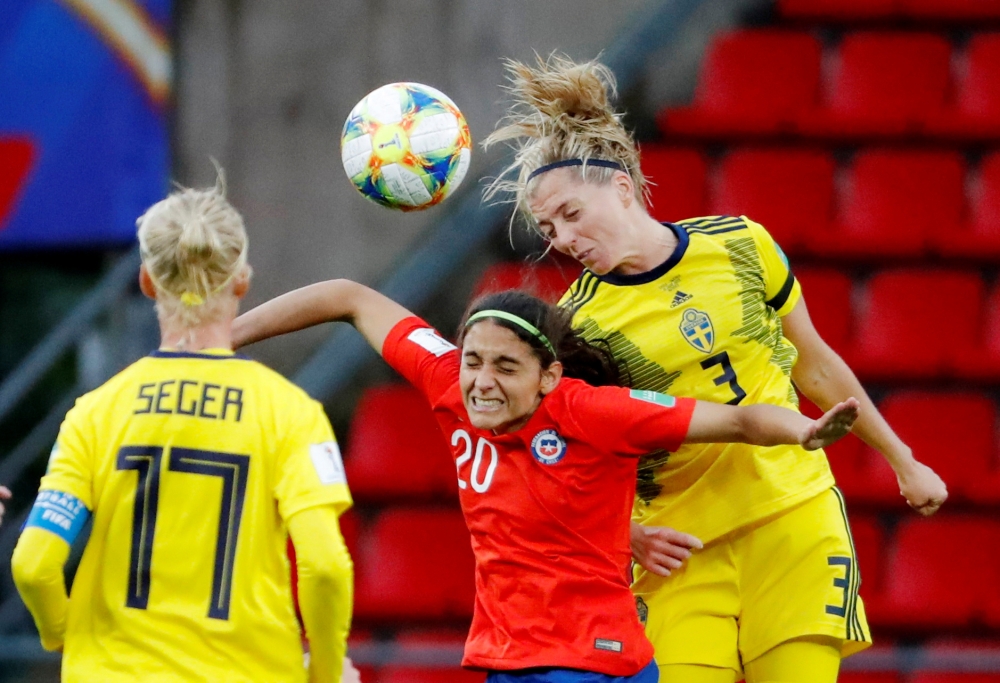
[562,216,834,543]
[38,349,352,683]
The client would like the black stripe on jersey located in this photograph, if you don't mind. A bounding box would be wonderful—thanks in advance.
[677,215,732,228]
[678,215,745,231]
[832,486,866,643]
[766,271,796,311]
[685,225,749,236]
[574,272,602,310]
[150,350,252,361]
[563,271,600,313]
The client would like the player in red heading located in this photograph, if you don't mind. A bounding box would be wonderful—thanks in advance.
[233,282,859,683]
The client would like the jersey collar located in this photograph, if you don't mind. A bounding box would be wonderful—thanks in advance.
[592,222,689,287]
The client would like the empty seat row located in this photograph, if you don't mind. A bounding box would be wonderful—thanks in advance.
[850,515,1000,631]
[797,268,999,380]
[658,31,1000,141]
[802,390,1000,508]
[352,508,475,622]
[340,503,1000,634]
[779,0,1000,22]
[345,382,1000,508]
[643,145,1000,260]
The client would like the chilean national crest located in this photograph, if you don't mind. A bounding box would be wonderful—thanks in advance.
[531,429,567,465]
[679,308,714,354]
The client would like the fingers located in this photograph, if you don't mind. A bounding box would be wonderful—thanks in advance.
[650,527,704,551]
[0,486,11,500]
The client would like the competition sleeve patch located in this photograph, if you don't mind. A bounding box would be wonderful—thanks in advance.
[629,389,677,408]
[309,441,347,485]
[25,490,91,544]
[407,328,457,357]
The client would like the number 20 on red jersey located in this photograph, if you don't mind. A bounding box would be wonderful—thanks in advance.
[451,429,498,493]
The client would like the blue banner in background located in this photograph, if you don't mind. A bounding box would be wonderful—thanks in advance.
[0,0,171,250]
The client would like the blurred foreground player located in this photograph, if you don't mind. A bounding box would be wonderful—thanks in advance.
[233,279,858,682]
[12,173,357,683]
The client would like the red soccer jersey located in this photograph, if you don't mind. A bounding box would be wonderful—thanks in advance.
[382,317,696,676]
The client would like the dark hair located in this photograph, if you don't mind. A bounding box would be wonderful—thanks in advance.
[457,290,624,387]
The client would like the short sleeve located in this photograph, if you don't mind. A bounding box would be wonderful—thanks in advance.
[274,398,353,521]
[744,217,802,317]
[382,316,460,405]
[560,383,697,456]
[38,399,96,511]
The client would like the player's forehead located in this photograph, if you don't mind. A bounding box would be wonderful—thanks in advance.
[526,168,585,218]
[463,320,535,364]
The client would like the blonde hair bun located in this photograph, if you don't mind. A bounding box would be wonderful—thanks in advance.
[137,165,249,327]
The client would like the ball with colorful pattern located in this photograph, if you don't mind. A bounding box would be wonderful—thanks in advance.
[341,82,472,211]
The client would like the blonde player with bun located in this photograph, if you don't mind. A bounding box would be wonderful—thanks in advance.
[12,172,359,683]
[484,55,949,683]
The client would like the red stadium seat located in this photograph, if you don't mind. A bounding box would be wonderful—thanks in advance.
[849,515,885,599]
[794,267,854,357]
[957,283,1000,382]
[708,148,835,254]
[935,151,1000,259]
[379,668,486,683]
[777,0,899,20]
[911,675,1000,683]
[928,35,1000,140]
[902,0,1000,20]
[808,150,964,258]
[354,508,475,622]
[641,145,708,222]
[345,385,458,502]
[798,33,951,138]
[850,269,984,379]
[876,516,1000,629]
[471,262,582,305]
[852,392,999,506]
[657,31,821,137]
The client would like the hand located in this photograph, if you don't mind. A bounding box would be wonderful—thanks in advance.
[0,486,11,528]
[896,459,948,516]
[800,398,859,451]
[630,522,703,577]
[341,657,361,683]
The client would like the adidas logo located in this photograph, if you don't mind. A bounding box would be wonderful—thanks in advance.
[670,291,693,308]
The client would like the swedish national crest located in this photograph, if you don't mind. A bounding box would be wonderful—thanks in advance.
[679,308,714,354]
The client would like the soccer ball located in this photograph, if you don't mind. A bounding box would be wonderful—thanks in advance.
[340,82,472,211]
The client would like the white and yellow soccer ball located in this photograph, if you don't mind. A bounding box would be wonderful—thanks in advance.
[340,82,472,211]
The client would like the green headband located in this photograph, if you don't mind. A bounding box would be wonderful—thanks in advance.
[465,309,557,357]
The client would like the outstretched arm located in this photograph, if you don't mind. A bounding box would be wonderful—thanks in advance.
[685,398,859,451]
[233,279,412,356]
[631,397,858,578]
[783,298,947,516]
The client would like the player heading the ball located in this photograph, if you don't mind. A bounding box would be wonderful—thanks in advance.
[233,279,858,682]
